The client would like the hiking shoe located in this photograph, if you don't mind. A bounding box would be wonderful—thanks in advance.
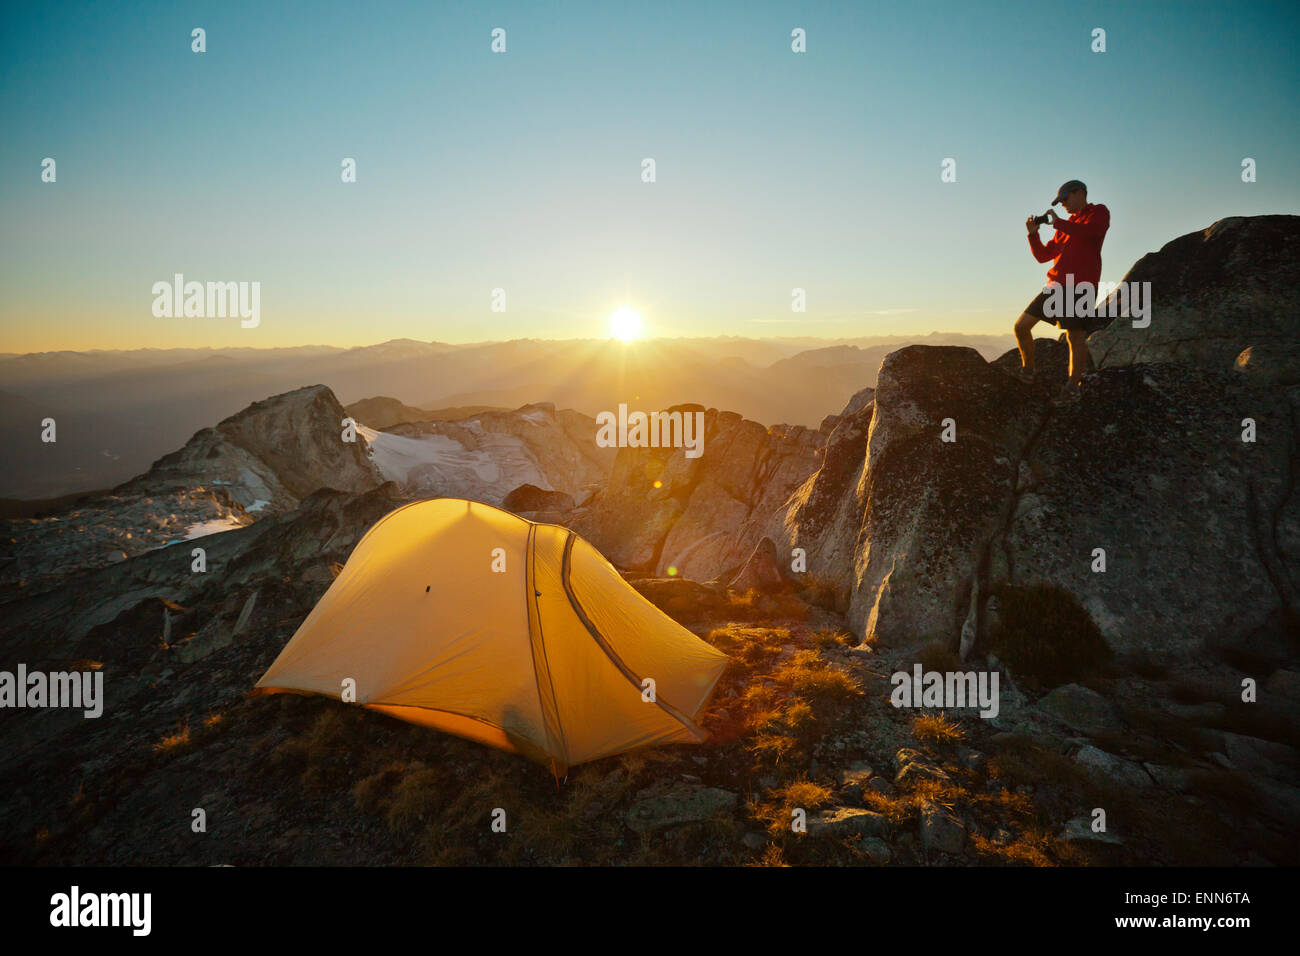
[1011,366,1037,385]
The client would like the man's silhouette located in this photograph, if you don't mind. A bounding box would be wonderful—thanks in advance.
[1015,179,1110,399]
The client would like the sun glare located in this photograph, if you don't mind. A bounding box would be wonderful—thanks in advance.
[609,307,642,342]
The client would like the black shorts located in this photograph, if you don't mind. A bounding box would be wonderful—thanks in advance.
[1023,285,1089,331]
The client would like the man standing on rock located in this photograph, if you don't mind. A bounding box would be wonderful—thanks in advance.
[1014,180,1111,400]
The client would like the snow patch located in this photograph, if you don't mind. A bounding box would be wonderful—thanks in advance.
[359,424,548,503]
[184,516,247,540]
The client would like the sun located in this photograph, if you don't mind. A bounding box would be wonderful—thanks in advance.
[608,307,642,342]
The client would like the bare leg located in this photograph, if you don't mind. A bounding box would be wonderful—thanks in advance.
[1066,328,1090,385]
[1014,312,1040,369]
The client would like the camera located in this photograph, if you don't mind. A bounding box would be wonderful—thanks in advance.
[1032,210,1054,226]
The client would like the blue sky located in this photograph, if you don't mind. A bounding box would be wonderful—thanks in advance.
[2,0,1297,351]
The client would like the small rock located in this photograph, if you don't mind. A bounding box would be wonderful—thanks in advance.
[806,807,890,839]
[625,786,738,834]
[861,836,892,864]
[1210,731,1299,780]
[894,748,951,787]
[1034,683,1124,736]
[988,681,1033,732]
[918,801,966,854]
[1075,745,1152,789]
[839,761,874,788]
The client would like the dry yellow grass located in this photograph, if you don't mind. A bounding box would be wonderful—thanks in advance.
[811,627,850,648]
[752,844,789,867]
[912,714,966,745]
[775,779,834,812]
[971,827,1082,866]
[755,778,835,834]
[153,721,191,753]
[780,650,862,701]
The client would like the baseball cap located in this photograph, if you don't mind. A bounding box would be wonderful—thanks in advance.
[1052,180,1087,205]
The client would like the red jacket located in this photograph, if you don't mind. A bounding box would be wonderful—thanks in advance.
[1029,202,1109,287]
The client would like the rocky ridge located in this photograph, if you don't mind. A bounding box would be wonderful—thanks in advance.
[570,406,826,580]
[2,385,382,601]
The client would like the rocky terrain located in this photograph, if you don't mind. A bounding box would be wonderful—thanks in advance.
[119,384,383,515]
[0,215,1296,866]
[570,408,826,580]
[1,385,380,602]
[0,490,1292,865]
[780,341,1299,670]
[2,392,613,602]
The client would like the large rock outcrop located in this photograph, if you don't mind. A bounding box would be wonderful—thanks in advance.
[779,387,877,595]
[776,341,1300,670]
[572,406,825,580]
[1090,215,1300,371]
[3,385,385,600]
[121,384,382,514]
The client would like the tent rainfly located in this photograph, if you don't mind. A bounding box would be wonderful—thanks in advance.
[254,498,729,775]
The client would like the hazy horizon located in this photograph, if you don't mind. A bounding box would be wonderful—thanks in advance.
[0,328,1017,359]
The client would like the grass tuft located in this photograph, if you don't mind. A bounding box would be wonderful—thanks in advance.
[913,714,966,746]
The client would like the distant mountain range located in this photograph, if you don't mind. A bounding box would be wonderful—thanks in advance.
[0,332,1013,499]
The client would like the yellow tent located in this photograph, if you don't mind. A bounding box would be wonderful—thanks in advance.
[254,498,729,775]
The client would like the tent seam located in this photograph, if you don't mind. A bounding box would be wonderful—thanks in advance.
[526,523,569,771]
[559,532,710,743]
